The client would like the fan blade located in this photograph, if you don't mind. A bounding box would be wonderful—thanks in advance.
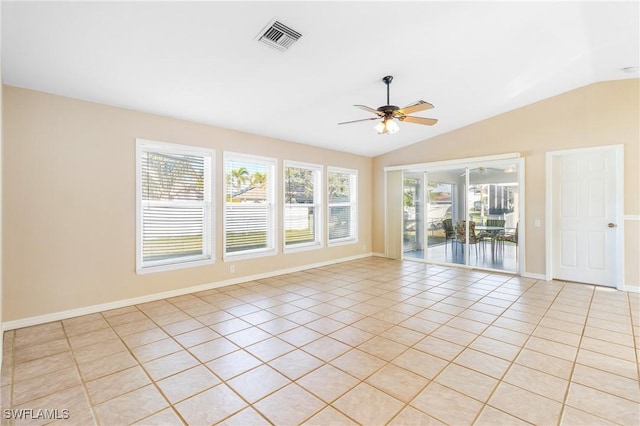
[398,116,438,126]
[354,105,384,116]
[397,100,434,115]
[338,117,380,125]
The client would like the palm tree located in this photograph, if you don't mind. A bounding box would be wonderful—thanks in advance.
[228,168,268,199]
[250,171,266,189]
[227,167,249,200]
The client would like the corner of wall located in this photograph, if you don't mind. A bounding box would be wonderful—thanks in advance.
[0,2,5,369]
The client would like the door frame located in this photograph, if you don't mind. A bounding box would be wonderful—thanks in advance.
[545,145,624,289]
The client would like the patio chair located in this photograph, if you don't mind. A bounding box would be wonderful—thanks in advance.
[455,220,482,257]
[496,222,518,254]
[442,218,456,253]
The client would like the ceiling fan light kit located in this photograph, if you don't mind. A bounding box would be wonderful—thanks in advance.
[375,118,399,134]
[339,75,437,135]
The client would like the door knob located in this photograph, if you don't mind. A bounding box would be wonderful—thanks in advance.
[608,223,616,228]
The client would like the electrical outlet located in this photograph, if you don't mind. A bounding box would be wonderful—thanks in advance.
[230,265,235,273]
[534,219,541,227]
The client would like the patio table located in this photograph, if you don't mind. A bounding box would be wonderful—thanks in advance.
[475,225,504,255]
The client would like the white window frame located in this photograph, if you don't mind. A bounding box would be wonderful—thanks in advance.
[136,138,214,274]
[327,166,358,246]
[223,152,278,261]
[283,161,323,253]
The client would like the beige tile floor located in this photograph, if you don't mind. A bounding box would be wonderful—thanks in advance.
[1,257,639,425]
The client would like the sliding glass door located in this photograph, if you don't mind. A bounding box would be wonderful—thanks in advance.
[467,164,519,272]
[425,173,459,264]
[400,157,522,274]
[403,173,425,260]
[403,173,458,263]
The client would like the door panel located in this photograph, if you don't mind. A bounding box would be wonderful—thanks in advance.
[561,181,578,218]
[588,231,606,269]
[553,148,618,286]
[560,230,578,267]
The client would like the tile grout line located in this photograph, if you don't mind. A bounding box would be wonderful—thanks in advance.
[3,258,638,425]
[399,272,540,425]
[350,268,512,425]
[159,285,322,425]
[60,319,102,426]
[556,288,640,422]
[626,291,640,387]
[122,305,197,426]
[476,278,572,425]
[556,285,597,425]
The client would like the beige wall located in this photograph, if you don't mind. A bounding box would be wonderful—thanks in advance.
[2,86,373,322]
[372,79,640,289]
[3,79,638,323]
[0,57,4,363]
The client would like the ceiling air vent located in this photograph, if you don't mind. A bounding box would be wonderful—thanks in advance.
[257,19,302,52]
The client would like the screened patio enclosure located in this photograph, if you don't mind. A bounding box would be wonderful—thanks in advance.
[389,154,524,274]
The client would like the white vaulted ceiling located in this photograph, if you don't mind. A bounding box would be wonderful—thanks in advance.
[2,1,638,157]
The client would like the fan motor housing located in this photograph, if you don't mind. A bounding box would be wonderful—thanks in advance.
[377,105,399,113]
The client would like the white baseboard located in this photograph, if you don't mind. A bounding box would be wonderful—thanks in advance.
[521,272,639,293]
[521,271,546,280]
[371,252,387,258]
[2,253,373,331]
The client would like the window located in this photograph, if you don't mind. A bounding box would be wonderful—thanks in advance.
[136,139,214,273]
[284,161,322,251]
[224,153,277,259]
[328,167,358,244]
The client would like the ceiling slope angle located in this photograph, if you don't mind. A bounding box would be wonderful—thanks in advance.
[1,1,638,157]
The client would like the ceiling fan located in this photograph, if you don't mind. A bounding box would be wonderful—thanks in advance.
[338,75,437,135]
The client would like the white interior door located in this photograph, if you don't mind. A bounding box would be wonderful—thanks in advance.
[551,147,621,287]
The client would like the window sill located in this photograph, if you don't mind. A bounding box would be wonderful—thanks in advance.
[284,242,323,254]
[223,248,278,262]
[327,238,358,247]
[136,257,215,275]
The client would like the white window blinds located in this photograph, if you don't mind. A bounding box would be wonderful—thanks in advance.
[224,153,276,258]
[284,162,321,250]
[136,139,213,272]
[328,167,357,244]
